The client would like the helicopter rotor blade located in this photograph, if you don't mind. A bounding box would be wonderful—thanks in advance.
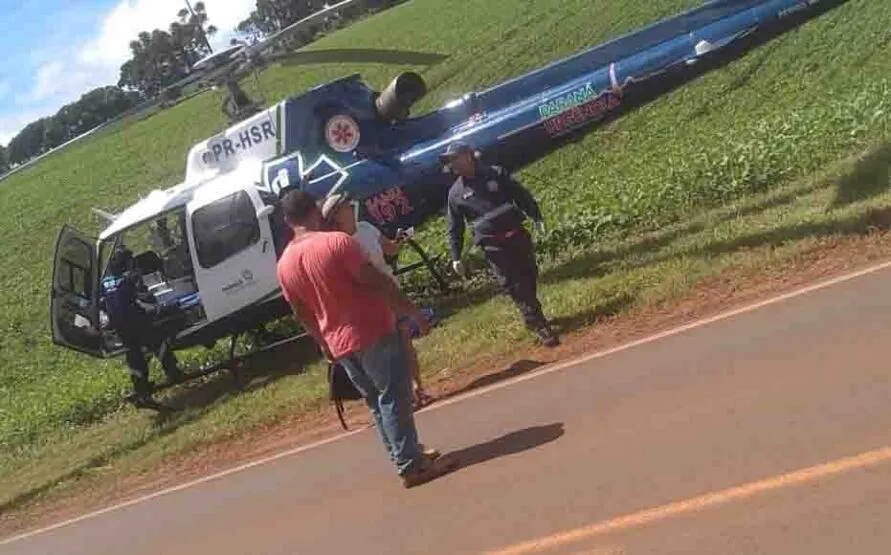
[242,0,360,59]
[269,48,449,67]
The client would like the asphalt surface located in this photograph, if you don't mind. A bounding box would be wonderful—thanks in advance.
[4,265,891,555]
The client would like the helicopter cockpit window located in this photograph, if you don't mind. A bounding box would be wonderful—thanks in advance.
[99,208,194,306]
[103,209,189,270]
[192,191,261,269]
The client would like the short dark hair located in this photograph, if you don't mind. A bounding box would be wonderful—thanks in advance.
[280,189,319,225]
[108,247,134,275]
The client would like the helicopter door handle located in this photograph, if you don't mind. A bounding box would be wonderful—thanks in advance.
[262,239,269,253]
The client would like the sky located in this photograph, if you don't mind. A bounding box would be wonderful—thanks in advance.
[0,0,257,146]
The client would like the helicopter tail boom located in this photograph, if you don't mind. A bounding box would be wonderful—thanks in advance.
[400,0,847,171]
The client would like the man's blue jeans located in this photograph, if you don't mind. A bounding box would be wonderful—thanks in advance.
[337,330,424,475]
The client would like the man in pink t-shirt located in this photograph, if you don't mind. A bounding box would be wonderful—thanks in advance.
[276,190,457,488]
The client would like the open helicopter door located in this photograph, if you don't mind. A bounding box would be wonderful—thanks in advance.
[49,225,105,358]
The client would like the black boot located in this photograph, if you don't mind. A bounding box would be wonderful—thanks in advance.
[163,367,186,385]
[127,379,175,412]
[128,392,168,411]
[532,324,560,347]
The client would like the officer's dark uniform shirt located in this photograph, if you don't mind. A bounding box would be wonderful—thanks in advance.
[103,271,161,341]
[446,165,543,261]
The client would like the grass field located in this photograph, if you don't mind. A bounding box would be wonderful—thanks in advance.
[1,0,890,511]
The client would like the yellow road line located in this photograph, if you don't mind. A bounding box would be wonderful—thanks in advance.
[485,445,891,555]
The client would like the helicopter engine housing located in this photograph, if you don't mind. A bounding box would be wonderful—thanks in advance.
[375,72,427,121]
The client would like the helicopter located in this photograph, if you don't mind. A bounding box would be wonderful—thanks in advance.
[49,0,848,394]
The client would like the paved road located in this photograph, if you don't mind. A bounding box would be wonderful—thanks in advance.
[4,265,891,555]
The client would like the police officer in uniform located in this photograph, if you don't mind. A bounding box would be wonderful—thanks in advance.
[104,247,184,410]
[441,141,559,347]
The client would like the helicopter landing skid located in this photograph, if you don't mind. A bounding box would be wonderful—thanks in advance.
[143,330,311,398]
[123,392,180,413]
[394,238,452,294]
[127,240,450,409]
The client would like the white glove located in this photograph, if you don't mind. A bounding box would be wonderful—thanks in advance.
[535,220,547,235]
[452,260,467,278]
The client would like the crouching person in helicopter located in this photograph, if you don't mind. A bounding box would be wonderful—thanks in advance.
[104,247,185,410]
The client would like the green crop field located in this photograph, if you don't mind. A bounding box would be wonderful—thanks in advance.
[2,0,891,513]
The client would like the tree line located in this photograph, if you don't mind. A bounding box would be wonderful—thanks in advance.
[2,0,404,171]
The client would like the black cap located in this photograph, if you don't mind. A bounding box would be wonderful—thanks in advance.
[438,140,473,163]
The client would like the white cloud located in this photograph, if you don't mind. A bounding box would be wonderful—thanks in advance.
[80,0,256,68]
[30,0,255,105]
[4,0,255,143]
[33,62,65,102]
[31,61,117,109]
[0,109,55,146]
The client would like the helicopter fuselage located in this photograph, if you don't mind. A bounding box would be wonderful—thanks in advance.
[49,0,847,360]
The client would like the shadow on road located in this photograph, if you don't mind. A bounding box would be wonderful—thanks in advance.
[444,423,565,472]
[439,359,547,401]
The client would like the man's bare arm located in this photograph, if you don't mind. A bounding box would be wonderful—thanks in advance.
[380,235,401,257]
[336,231,429,336]
[356,261,414,314]
[288,298,332,360]
[355,261,428,336]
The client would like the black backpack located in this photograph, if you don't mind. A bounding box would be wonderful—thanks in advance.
[327,361,363,430]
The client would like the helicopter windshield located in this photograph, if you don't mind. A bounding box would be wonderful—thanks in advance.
[99,208,195,296]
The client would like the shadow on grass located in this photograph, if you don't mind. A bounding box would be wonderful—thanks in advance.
[422,278,636,405]
[431,280,503,320]
[0,411,203,515]
[688,42,779,121]
[830,143,891,208]
[431,293,633,401]
[155,337,322,419]
[550,290,638,333]
[442,423,565,473]
[540,143,891,287]
[279,48,449,67]
[539,221,709,286]
[720,177,827,221]
[2,338,324,514]
[692,205,891,258]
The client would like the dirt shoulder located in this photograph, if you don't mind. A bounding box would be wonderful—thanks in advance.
[4,229,891,538]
